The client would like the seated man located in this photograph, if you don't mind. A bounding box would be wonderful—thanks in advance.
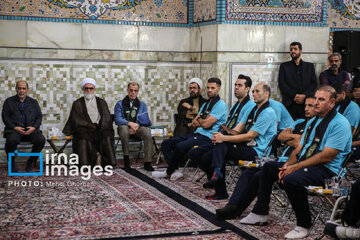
[332,82,360,132]
[235,86,351,239]
[195,74,255,188]
[152,77,227,180]
[2,80,45,172]
[192,82,277,200]
[174,78,205,137]
[319,52,351,89]
[269,98,294,130]
[63,78,116,168]
[351,76,360,107]
[350,80,360,160]
[268,98,294,156]
[215,95,316,219]
[114,82,153,171]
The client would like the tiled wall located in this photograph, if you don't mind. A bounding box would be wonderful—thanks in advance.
[327,0,360,30]
[0,60,213,136]
[0,0,188,25]
[225,0,326,26]
[193,0,216,23]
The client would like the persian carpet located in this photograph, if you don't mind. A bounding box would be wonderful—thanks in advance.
[137,167,334,240]
[0,167,227,239]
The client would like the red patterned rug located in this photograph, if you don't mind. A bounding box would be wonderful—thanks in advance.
[138,167,335,240]
[0,167,223,239]
[0,161,335,240]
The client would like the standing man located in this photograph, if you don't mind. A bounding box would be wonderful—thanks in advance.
[63,78,116,168]
[193,82,277,200]
[2,80,45,172]
[152,78,227,181]
[114,82,153,171]
[174,78,205,137]
[278,42,317,119]
[319,52,351,89]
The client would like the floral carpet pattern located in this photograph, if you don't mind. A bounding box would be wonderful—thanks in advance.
[0,167,219,239]
[139,167,334,240]
[0,162,335,240]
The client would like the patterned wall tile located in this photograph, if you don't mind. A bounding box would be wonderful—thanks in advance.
[0,0,188,24]
[328,0,360,29]
[230,63,281,104]
[194,0,217,23]
[226,0,326,25]
[0,60,213,136]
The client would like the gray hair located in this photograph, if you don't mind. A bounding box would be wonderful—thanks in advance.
[328,52,342,61]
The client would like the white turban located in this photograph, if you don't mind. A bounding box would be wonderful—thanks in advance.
[189,77,203,89]
[81,78,96,89]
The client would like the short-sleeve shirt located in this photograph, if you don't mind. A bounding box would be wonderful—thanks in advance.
[269,99,294,131]
[195,99,228,139]
[278,118,306,163]
[249,107,278,157]
[227,99,256,128]
[299,113,352,176]
[336,101,360,128]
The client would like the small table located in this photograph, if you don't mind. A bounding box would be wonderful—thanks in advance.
[46,137,72,154]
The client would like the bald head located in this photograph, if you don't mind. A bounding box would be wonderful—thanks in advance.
[15,80,29,101]
[252,82,271,105]
[16,80,29,89]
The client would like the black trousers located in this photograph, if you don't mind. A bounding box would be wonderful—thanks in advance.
[5,130,46,163]
[252,161,334,228]
[161,133,212,175]
[191,142,258,196]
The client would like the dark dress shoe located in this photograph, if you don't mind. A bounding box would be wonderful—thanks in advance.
[215,204,242,219]
[25,159,33,172]
[203,181,215,189]
[123,159,131,170]
[144,162,154,171]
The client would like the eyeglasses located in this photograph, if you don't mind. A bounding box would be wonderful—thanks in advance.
[84,87,95,91]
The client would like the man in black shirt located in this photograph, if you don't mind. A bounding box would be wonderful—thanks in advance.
[278,42,317,119]
[2,80,45,172]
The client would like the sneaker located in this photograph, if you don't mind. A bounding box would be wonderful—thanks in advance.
[205,193,229,200]
[144,162,154,171]
[240,212,269,226]
[170,170,183,181]
[336,226,360,239]
[284,226,309,239]
[152,171,168,178]
[215,204,242,220]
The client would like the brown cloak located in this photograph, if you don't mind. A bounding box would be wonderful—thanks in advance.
[63,97,116,167]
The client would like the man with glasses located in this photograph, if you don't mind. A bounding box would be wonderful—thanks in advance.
[174,78,205,137]
[2,80,45,172]
[63,78,116,168]
[114,82,153,171]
